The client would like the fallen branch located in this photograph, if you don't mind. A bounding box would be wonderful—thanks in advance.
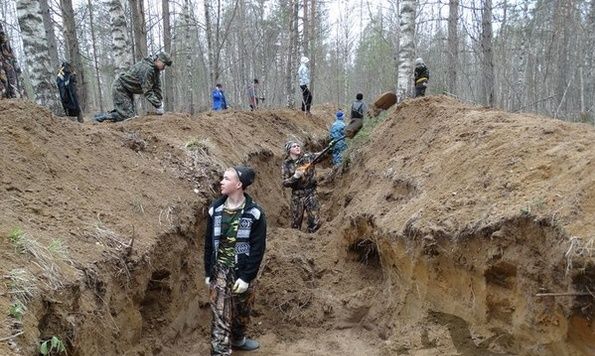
[535,292,592,297]
[0,331,24,342]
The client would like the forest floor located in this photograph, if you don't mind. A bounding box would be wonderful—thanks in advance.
[0,96,593,356]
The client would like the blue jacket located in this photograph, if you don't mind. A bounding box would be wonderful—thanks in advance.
[212,88,228,110]
[330,118,346,141]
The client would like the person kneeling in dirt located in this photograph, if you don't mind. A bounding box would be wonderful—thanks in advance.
[94,52,172,122]
[282,141,322,233]
[204,165,266,355]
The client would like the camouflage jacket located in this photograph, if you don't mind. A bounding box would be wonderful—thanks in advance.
[282,153,317,191]
[117,57,162,108]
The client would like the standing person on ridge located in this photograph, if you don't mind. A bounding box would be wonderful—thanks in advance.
[345,92,368,138]
[414,57,430,97]
[298,56,312,115]
[94,52,172,122]
[329,110,347,166]
[212,83,228,111]
[281,141,322,233]
[247,79,264,111]
[204,165,267,355]
[56,62,83,122]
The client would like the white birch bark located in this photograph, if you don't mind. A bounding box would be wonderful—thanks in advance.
[396,0,416,102]
[106,0,132,74]
[16,0,61,112]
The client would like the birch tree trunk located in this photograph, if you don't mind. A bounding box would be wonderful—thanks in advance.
[60,0,88,113]
[480,0,495,107]
[396,0,416,101]
[286,0,299,108]
[447,0,459,95]
[309,0,317,96]
[88,0,103,111]
[204,0,215,85]
[162,0,173,110]
[106,0,132,74]
[184,0,194,114]
[129,0,147,60]
[16,0,61,112]
[39,0,59,69]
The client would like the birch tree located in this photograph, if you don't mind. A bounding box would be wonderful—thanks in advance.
[162,0,173,110]
[106,0,132,73]
[447,0,459,95]
[16,0,61,112]
[396,0,416,101]
[480,0,494,106]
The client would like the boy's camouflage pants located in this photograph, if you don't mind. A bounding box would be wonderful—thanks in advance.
[209,264,256,356]
[290,187,320,233]
[111,80,135,121]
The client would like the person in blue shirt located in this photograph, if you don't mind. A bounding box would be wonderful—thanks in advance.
[212,83,228,111]
[329,110,347,166]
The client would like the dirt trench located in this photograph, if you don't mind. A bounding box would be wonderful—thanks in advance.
[0,97,593,355]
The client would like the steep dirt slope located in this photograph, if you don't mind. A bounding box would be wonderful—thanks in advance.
[327,95,594,355]
[0,99,334,355]
[0,96,593,356]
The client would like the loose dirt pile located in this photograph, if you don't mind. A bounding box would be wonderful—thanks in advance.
[0,96,592,355]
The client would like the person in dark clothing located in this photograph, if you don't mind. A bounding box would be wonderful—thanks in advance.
[298,56,312,114]
[414,57,429,97]
[56,62,83,122]
[345,93,368,138]
[94,52,172,122]
[204,165,266,355]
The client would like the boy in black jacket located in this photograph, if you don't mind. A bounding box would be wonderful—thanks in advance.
[204,165,267,355]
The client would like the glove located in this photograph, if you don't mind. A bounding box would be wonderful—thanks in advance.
[233,278,249,294]
[293,168,305,179]
[205,277,210,286]
[155,104,164,115]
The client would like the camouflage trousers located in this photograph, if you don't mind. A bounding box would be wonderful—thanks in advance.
[111,79,135,121]
[290,187,320,233]
[209,264,256,356]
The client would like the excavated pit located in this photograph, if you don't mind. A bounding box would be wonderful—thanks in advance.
[0,97,593,355]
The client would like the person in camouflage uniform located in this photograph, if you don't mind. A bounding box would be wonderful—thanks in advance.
[94,52,172,122]
[281,140,322,233]
[204,166,267,356]
[0,27,19,99]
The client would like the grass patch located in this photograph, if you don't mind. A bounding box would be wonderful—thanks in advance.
[5,268,38,304]
[9,301,26,321]
[185,137,214,153]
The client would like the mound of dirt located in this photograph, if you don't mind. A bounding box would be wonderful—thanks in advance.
[0,96,592,356]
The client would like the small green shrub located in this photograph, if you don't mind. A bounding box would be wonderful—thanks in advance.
[39,336,67,355]
[9,227,25,252]
[9,301,26,320]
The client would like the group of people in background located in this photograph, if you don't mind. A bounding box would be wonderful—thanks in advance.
[210,78,265,112]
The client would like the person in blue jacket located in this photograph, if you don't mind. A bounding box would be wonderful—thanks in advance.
[212,83,228,111]
[329,110,347,166]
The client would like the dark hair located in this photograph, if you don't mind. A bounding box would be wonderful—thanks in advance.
[356,93,363,100]
[216,83,222,88]
[254,79,259,84]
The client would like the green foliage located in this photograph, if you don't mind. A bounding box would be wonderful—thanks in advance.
[184,137,212,152]
[8,301,25,321]
[39,336,67,355]
[9,227,25,252]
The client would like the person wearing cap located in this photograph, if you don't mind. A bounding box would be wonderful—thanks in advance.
[329,110,347,166]
[211,83,228,111]
[298,56,312,114]
[94,51,172,122]
[414,57,429,97]
[281,141,322,233]
[204,165,267,355]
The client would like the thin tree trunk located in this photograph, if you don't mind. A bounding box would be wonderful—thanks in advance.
[286,0,298,108]
[447,0,459,95]
[162,0,173,111]
[204,0,214,85]
[106,0,132,74]
[88,0,103,111]
[39,0,59,69]
[16,0,61,113]
[184,0,194,114]
[129,0,147,60]
[396,0,415,101]
[480,0,495,107]
[61,0,88,114]
[309,0,316,96]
